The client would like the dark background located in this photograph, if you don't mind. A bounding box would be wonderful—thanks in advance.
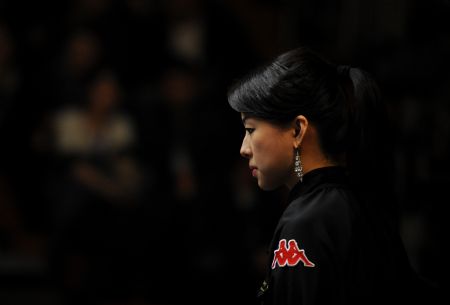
[0,0,449,304]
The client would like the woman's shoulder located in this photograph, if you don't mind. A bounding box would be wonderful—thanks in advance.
[286,184,355,228]
[277,185,356,255]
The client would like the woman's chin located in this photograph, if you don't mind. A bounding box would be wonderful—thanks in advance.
[257,179,278,191]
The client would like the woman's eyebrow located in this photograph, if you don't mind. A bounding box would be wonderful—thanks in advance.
[241,115,253,124]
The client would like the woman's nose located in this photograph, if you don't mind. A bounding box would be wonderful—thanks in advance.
[240,136,251,159]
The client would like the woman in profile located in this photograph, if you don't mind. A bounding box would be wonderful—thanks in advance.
[227,47,437,304]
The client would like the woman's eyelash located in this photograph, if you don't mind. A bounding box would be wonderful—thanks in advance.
[245,128,255,134]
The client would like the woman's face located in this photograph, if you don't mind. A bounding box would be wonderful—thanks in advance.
[240,114,295,191]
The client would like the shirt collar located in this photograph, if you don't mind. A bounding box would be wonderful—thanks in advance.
[287,166,349,203]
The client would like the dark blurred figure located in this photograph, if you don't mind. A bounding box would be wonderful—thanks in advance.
[140,59,210,304]
[34,70,145,305]
[52,29,103,107]
[133,55,254,303]
[162,0,258,83]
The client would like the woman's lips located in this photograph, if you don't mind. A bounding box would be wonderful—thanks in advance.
[250,167,258,177]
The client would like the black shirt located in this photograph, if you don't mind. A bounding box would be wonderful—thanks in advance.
[258,166,428,305]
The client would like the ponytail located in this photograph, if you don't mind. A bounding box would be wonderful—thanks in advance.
[341,66,398,224]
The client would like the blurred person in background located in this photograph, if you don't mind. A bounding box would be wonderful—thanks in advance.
[228,47,440,305]
[36,70,145,305]
[142,57,224,304]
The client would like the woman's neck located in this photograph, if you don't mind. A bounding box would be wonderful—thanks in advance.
[285,156,337,190]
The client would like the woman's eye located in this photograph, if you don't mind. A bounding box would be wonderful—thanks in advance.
[245,128,255,134]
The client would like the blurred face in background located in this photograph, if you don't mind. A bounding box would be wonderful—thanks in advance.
[66,31,100,77]
[161,67,199,109]
[240,114,295,191]
[88,75,121,116]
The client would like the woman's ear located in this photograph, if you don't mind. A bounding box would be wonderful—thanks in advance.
[293,115,308,148]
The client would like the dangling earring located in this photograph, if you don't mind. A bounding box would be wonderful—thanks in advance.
[294,147,304,182]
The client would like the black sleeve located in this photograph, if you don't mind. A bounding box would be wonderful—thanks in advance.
[267,188,353,305]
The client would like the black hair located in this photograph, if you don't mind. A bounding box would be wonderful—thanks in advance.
[228,47,396,219]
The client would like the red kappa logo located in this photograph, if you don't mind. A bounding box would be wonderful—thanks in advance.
[271,239,315,269]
